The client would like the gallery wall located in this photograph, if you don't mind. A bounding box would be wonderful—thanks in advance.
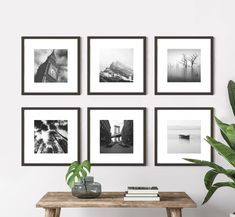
[0,0,235,216]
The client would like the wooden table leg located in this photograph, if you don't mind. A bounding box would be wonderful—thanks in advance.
[45,209,56,217]
[166,208,171,217]
[166,208,182,217]
[45,208,61,217]
[55,208,61,217]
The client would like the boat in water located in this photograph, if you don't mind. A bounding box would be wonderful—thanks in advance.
[179,134,190,139]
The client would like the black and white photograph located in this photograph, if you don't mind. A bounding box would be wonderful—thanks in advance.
[34,49,68,83]
[88,37,146,94]
[22,36,80,95]
[155,108,213,166]
[88,108,146,165]
[22,107,80,166]
[99,49,133,82]
[155,36,213,95]
[167,49,201,82]
[167,120,201,154]
[34,120,68,154]
[100,120,133,153]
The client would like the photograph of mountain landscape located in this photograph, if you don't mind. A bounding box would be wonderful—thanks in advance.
[99,48,134,82]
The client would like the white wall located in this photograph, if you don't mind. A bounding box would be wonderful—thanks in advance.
[0,0,235,216]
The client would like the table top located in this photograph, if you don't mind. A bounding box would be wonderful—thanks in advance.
[36,192,197,208]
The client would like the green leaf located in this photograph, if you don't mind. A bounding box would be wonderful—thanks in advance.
[226,169,235,179]
[225,125,235,150]
[205,136,235,167]
[202,182,235,204]
[220,130,232,147]
[67,174,76,189]
[204,170,218,190]
[183,158,226,173]
[81,160,91,172]
[215,117,235,150]
[228,80,235,116]
[215,117,229,132]
[65,160,91,189]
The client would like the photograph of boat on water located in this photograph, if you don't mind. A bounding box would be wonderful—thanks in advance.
[155,107,213,165]
[167,120,201,154]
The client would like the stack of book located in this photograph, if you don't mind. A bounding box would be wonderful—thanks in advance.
[124,186,160,201]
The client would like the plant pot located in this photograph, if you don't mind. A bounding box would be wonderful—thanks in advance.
[72,176,101,199]
[230,213,235,217]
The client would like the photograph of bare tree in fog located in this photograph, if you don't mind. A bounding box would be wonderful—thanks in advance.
[34,120,68,154]
[100,120,133,153]
[167,49,201,82]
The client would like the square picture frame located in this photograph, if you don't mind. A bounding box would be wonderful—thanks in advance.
[22,107,80,166]
[88,36,146,95]
[155,107,213,166]
[21,36,80,95]
[155,36,213,95]
[88,107,146,166]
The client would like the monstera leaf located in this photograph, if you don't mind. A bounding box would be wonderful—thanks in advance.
[66,160,91,188]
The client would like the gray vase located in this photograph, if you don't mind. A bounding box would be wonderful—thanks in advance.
[72,176,101,199]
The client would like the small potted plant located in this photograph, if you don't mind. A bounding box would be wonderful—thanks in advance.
[65,160,101,198]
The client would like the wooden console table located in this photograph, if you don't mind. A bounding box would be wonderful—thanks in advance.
[36,192,197,217]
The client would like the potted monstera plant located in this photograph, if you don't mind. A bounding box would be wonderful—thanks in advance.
[184,80,235,216]
[65,160,101,198]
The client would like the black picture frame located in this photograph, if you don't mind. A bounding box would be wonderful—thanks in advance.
[21,36,80,95]
[155,107,214,166]
[87,36,146,95]
[21,107,80,166]
[155,36,214,95]
[87,107,146,166]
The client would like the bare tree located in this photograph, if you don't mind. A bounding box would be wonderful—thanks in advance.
[188,53,198,74]
[179,54,188,79]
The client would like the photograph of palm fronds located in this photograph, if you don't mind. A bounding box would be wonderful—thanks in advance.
[34,120,68,154]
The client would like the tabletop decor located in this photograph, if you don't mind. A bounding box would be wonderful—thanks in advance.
[88,107,146,165]
[66,160,101,199]
[184,80,235,205]
[22,36,80,95]
[155,36,213,95]
[21,107,80,166]
[87,36,146,95]
[155,107,213,165]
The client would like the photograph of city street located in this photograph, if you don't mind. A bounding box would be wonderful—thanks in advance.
[34,49,68,83]
[99,48,134,82]
[100,120,133,153]
[34,120,68,154]
[167,49,201,82]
